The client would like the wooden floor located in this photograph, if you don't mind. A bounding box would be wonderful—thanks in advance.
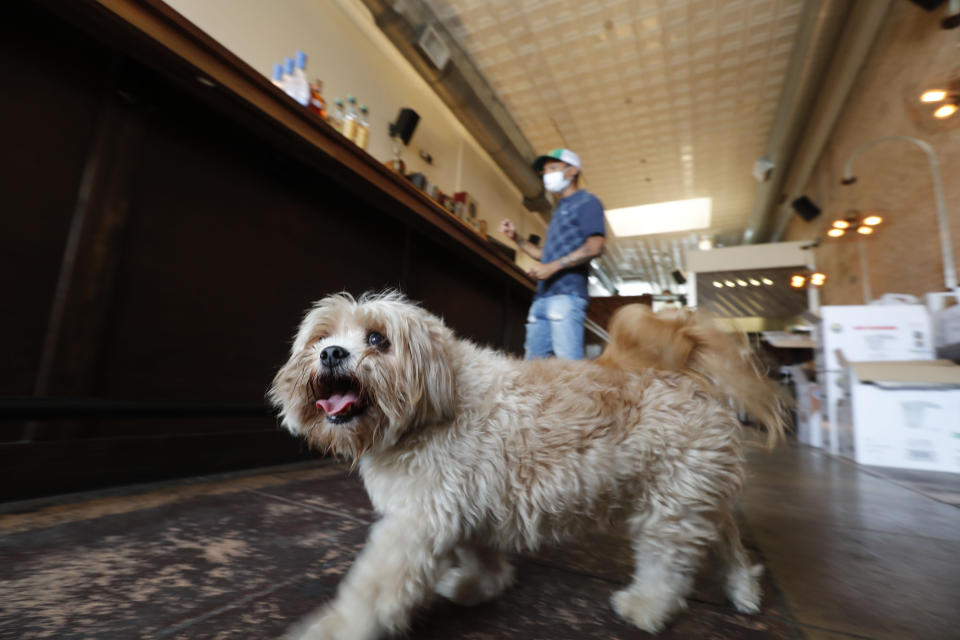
[1,442,958,639]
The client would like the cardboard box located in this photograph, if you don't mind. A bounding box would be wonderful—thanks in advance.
[818,305,934,455]
[846,360,960,473]
[936,303,960,347]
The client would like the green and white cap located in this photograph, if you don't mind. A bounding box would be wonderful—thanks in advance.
[532,148,581,173]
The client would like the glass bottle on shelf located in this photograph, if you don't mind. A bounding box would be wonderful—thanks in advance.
[342,95,359,142]
[308,79,327,119]
[355,105,370,150]
[271,62,284,89]
[281,57,294,98]
[289,50,311,106]
[327,98,345,133]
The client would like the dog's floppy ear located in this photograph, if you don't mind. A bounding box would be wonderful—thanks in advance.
[400,307,457,426]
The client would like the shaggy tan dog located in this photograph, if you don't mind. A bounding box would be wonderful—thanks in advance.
[270,292,786,640]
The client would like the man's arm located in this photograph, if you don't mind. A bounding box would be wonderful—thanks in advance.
[527,235,605,281]
[516,237,544,261]
[499,218,543,260]
[560,235,605,268]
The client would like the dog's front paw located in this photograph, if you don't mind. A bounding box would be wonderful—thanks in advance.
[285,606,349,640]
[611,588,685,634]
[436,560,515,606]
[726,563,764,614]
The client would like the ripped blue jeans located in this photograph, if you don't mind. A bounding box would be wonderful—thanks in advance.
[523,294,588,360]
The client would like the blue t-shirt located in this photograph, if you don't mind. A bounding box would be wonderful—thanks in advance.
[536,190,605,300]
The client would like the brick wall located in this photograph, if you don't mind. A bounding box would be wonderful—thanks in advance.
[783,2,960,305]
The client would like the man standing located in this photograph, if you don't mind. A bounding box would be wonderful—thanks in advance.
[500,148,605,360]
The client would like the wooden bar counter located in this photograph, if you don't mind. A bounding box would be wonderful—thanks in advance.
[0,0,534,501]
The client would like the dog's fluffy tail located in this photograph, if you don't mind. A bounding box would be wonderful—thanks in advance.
[596,304,788,448]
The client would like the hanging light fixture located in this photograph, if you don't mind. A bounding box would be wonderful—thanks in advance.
[934,103,959,119]
[829,219,850,236]
[918,70,959,120]
[789,271,826,289]
[921,89,948,102]
[826,210,883,240]
[827,213,857,237]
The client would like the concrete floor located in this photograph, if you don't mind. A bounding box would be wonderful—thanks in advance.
[1,442,957,639]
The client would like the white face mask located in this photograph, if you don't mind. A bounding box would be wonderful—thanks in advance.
[543,170,572,193]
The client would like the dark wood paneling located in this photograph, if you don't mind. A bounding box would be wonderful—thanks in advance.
[0,2,110,395]
[0,429,314,502]
[411,237,517,352]
[32,64,149,405]
[501,288,529,355]
[97,83,407,404]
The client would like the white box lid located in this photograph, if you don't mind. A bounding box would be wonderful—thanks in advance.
[850,360,960,387]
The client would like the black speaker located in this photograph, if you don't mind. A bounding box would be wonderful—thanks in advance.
[906,0,946,10]
[389,108,420,145]
[791,196,821,222]
[671,269,686,285]
[527,234,541,247]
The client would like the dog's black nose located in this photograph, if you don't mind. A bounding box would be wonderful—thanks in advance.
[320,345,349,368]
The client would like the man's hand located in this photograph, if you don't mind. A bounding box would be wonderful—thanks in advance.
[503,219,544,260]
[527,262,560,281]
[499,219,517,242]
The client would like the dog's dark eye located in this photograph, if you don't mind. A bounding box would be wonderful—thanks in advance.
[366,331,387,348]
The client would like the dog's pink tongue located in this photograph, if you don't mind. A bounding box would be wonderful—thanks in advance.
[317,392,358,416]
